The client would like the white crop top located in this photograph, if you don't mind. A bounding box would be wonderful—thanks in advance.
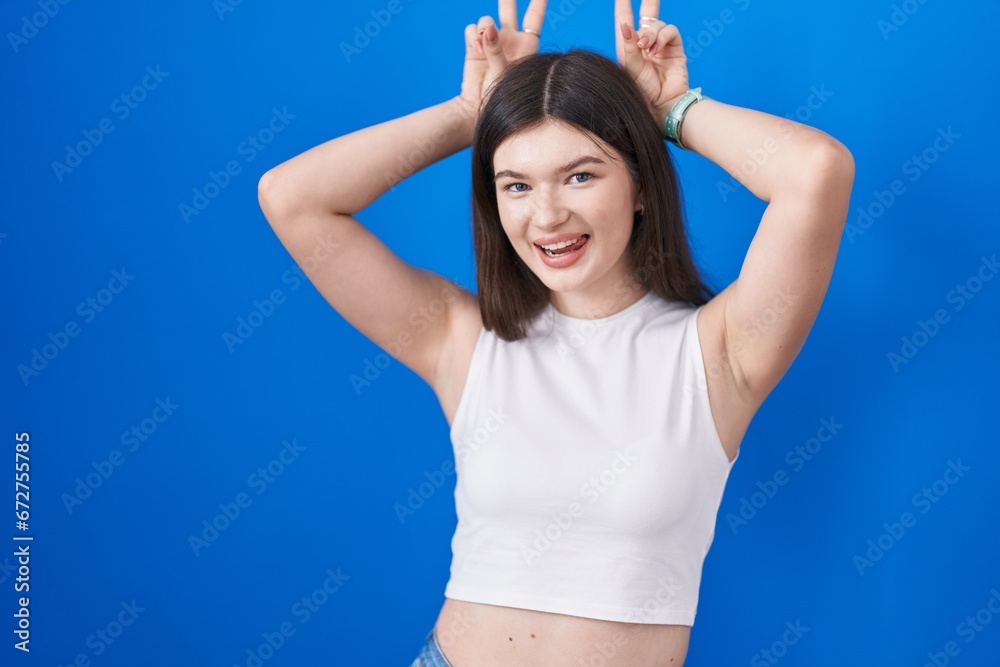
[443,290,739,626]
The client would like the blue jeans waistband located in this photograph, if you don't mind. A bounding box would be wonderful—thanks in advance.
[408,626,454,667]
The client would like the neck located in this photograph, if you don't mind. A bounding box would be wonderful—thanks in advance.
[549,282,649,320]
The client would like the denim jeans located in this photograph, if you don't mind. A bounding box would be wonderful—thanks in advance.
[408,626,454,667]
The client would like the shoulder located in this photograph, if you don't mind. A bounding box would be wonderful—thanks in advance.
[433,287,484,429]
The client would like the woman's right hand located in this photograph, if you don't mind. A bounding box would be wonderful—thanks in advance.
[455,0,548,125]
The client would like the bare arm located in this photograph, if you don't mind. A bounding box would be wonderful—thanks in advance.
[260,97,475,218]
[257,4,544,392]
[653,97,851,205]
[617,0,855,408]
[257,96,477,390]
[672,99,854,404]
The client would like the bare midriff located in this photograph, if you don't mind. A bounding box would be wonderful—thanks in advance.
[432,597,692,667]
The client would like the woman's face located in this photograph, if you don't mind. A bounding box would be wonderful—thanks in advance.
[492,119,643,312]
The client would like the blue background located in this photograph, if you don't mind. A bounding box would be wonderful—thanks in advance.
[3,0,998,664]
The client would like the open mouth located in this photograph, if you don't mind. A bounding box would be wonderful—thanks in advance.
[538,234,590,257]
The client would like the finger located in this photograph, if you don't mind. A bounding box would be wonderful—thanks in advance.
[477,15,498,32]
[637,19,670,50]
[498,0,518,31]
[476,16,498,53]
[637,0,661,45]
[522,0,547,34]
[648,23,680,57]
[617,21,643,78]
[638,0,660,26]
[481,21,509,70]
[647,25,666,55]
[465,23,484,56]
[614,0,636,59]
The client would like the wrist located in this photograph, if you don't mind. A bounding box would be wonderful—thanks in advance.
[446,95,479,145]
[654,95,685,135]
[661,88,708,150]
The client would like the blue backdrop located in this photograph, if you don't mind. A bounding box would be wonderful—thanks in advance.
[4,0,998,665]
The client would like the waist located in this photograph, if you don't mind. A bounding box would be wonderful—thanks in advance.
[434,598,691,667]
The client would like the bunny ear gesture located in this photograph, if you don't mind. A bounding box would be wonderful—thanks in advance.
[457,0,548,123]
[614,0,690,124]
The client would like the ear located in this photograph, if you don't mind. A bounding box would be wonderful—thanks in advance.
[633,185,645,213]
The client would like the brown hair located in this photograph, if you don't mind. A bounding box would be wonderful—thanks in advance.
[471,48,716,341]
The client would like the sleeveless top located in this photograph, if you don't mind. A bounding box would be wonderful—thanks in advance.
[443,290,739,626]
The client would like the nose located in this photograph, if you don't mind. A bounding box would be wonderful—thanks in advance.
[530,188,570,229]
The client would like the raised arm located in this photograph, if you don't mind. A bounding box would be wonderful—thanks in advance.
[257,96,476,391]
[662,99,853,406]
[616,0,855,408]
[257,2,544,391]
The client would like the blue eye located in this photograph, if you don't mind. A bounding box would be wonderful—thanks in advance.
[502,172,594,192]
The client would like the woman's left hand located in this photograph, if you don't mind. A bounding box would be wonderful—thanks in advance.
[614,0,690,128]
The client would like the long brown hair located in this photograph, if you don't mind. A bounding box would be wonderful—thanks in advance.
[472,48,716,341]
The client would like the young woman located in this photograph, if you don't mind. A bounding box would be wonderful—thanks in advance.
[257,1,854,664]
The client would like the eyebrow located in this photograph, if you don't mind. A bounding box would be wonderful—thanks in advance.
[493,155,607,182]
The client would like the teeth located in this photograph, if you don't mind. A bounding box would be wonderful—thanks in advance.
[540,235,583,250]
